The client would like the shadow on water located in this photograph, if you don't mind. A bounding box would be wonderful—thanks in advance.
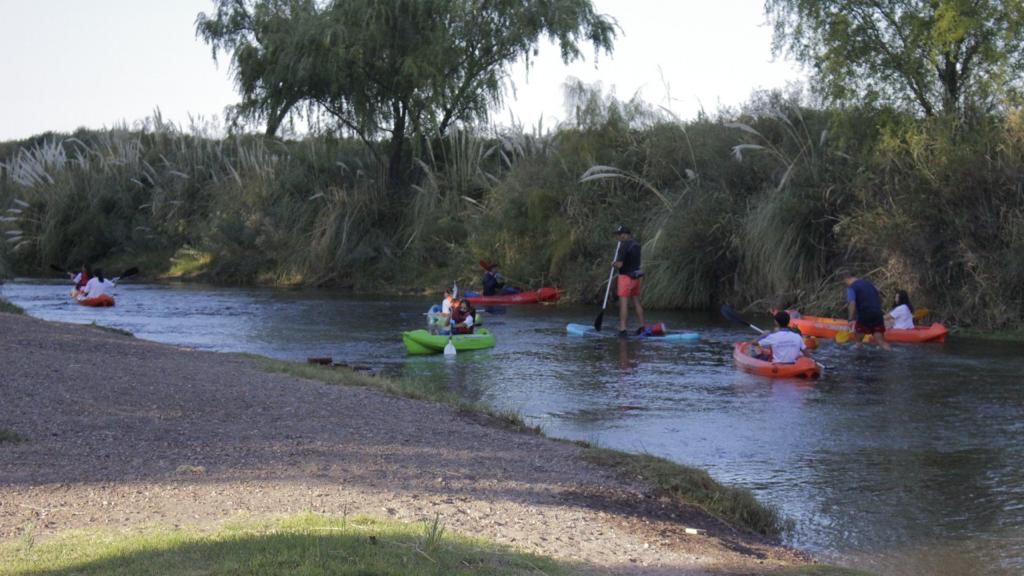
[3,279,1023,576]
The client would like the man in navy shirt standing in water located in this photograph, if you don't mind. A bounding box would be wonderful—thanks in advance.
[614,225,645,338]
[843,271,892,350]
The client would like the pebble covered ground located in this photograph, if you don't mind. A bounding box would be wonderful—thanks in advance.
[0,312,810,575]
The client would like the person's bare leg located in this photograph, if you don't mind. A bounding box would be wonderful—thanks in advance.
[633,298,645,328]
[875,330,892,351]
[618,295,630,332]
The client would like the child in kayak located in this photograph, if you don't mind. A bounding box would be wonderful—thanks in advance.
[450,299,476,334]
[886,289,915,330]
[750,311,808,363]
[77,269,116,301]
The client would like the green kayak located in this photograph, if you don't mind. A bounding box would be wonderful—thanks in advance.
[402,328,496,355]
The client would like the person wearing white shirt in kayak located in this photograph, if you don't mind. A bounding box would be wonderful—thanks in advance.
[886,289,915,330]
[77,268,116,301]
[750,311,808,363]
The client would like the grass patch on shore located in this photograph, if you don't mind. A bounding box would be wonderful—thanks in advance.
[0,297,24,314]
[582,448,787,537]
[0,513,574,576]
[251,356,542,435]
[88,322,134,338]
[0,429,27,444]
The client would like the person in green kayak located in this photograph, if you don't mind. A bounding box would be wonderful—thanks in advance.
[450,299,476,334]
[613,225,645,338]
[843,271,891,350]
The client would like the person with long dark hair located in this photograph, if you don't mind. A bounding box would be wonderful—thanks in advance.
[887,289,915,330]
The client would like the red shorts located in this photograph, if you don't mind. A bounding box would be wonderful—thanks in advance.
[616,275,642,297]
[854,321,886,334]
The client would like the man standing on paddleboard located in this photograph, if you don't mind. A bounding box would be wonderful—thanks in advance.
[614,225,645,338]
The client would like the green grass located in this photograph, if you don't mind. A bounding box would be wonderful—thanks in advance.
[0,513,575,576]
[581,448,787,537]
[251,356,542,435]
[0,429,27,444]
[166,247,214,279]
[88,322,134,338]
[0,298,24,314]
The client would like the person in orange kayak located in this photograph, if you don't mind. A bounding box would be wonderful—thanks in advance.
[886,289,915,330]
[77,268,116,301]
[750,311,809,363]
[613,225,645,338]
[843,271,892,350]
[450,299,476,334]
[68,263,92,297]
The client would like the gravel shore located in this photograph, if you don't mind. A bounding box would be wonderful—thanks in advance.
[0,312,809,574]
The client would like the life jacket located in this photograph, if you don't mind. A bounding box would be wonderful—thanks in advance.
[638,322,666,337]
[76,272,91,289]
[450,307,474,334]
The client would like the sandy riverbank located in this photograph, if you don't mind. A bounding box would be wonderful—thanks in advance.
[0,312,813,575]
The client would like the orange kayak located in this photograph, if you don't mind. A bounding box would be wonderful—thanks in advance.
[733,342,821,379]
[78,294,115,307]
[790,314,948,343]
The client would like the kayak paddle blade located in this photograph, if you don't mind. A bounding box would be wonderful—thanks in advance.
[444,337,456,356]
[593,310,604,332]
[835,330,851,344]
[118,267,139,279]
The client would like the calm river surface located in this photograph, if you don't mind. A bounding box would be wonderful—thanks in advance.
[3,280,1022,575]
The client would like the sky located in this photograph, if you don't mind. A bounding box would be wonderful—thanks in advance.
[0,0,805,141]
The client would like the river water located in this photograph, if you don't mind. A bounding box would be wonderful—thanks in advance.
[2,280,1022,575]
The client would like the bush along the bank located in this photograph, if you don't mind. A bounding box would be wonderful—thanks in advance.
[1,91,1022,330]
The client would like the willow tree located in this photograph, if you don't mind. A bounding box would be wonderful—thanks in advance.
[765,0,1024,116]
[197,0,616,185]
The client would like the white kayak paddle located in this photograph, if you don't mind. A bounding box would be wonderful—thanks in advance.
[444,321,457,356]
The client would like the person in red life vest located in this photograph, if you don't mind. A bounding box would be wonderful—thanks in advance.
[613,225,645,338]
[450,299,476,334]
[69,263,92,297]
[77,268,116,301]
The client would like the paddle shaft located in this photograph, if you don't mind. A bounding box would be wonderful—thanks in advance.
[600,242,621,311]
[593,241,621,332]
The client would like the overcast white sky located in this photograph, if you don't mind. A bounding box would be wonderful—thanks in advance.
[0,0,804,141]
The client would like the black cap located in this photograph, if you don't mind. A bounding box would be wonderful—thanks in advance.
[615,225,631,235]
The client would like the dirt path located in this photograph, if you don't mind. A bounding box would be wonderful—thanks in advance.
[0,312,808,574]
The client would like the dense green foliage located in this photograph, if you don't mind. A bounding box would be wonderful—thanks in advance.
[766,0,1024,116]
[1,94,1022,329]
[196,0,615,184]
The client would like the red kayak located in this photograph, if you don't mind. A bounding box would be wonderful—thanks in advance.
[464,287,561,305]
[733,342,821,379]
[790,313,948,343]
[78,294,115,307]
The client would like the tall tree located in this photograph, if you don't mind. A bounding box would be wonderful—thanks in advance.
[197,0,616,185]
[765,0,1024,116]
